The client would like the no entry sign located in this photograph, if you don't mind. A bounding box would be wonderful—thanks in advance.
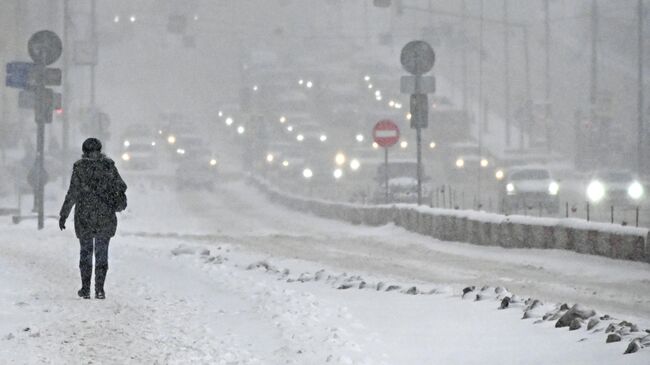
[373,119,400,148]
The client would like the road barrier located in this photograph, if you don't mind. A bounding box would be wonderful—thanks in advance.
[250,176,650,263]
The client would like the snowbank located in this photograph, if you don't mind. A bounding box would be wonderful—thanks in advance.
[250,176,649,263]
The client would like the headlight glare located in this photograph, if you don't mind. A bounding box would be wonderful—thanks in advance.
[587,180,605,203]
[628,181,644,200]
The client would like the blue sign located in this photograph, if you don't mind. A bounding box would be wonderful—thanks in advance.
[5,62,34,89]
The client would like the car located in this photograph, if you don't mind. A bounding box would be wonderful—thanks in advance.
[372,160,431,204]
[120,126,158,170]
[585,170,644,205]
[501,166,560,213]
[446,142,491,181]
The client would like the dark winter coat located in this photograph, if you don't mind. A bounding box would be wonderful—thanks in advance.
[59,152,127,239]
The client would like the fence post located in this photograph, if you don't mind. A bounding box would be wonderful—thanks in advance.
[565,201,569,218]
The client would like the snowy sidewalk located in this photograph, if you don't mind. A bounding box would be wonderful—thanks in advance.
[1,180,649,364]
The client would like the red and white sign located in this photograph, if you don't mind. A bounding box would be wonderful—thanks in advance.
[373,119,400,148]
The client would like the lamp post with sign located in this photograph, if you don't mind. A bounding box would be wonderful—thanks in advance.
[400,40,435,205]
[5,30,63,229]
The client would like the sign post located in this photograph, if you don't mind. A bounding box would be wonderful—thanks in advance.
[5,30,62,229]
[373,119,400,204]
[400,40,435,205]
[29,30,62,230]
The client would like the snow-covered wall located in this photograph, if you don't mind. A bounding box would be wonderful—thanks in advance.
[250,177,649,264]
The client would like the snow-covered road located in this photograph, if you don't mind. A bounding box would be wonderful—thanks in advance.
[1,180,649,364]
[125,180,650,319]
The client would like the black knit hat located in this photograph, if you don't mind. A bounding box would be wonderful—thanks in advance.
[82,138,102,154]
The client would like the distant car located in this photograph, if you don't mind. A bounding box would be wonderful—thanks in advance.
[585,170,644,205]
[501,166,560,213]
[447,142,491,181]
[120,127,158,170]
[372,161,431,204]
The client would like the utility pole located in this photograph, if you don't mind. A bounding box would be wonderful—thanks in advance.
[90,0,97,111]
[590,0,599,166]
[461,0,468,117]
[638,0,645,175]
[503,0,511,146]
[544,0,552,152]
[62,0,70,187]
[477,0,484,206]
[522,25,532,150]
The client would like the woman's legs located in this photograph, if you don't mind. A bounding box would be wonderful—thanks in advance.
[94,237,110,297]
[78,238,94,297]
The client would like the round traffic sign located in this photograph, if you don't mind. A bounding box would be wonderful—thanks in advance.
[28,30,63,66]
[400,40,435,75]
[373,119,400,148]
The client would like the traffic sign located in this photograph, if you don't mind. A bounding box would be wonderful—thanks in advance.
[5,62,34,89]
[373,119,400,148]
[400,40,435,75]
[400,75,436,94]
[28,30,62,66]
[19,90,61,111]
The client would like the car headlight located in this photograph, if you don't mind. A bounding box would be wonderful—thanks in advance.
[210,159,218,166]
[506,183,515,195]
[335,152,346,166]
[350,159,361,171]
[455,158,464,168]
[495,169,504,180]
[628,181,644,200]
[587,180,605,203]
[303,168,313,179]
[548,181,559,195]
[123,140,130,148]
[121,153,130,161]
[333,168,343,179]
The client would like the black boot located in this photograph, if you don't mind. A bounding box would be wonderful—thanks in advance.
[95,265,107,300]
[77,288,90,299]
[78,267,91,299]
